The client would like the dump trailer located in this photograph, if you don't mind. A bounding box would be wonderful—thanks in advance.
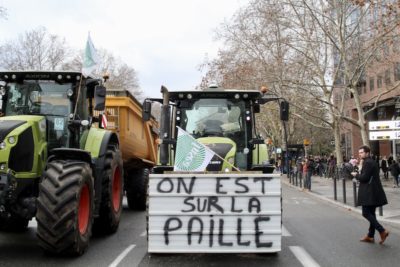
[143,86,287,253]
[102,89,158,210]
[0,71,124,255]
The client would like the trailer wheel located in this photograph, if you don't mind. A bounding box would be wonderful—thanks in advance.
[36,160,94,255]
[125,168,149,211]
[0,214,29,232]
[93,147,123,235]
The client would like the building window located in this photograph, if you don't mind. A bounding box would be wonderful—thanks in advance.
[385,70,391,85]
[377,74,383,88]
[369,77,375,91]
[394,62,400,81]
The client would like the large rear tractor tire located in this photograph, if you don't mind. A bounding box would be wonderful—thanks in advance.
[125,168,149,211]
[93,147,123,235]
[36,161,94,256]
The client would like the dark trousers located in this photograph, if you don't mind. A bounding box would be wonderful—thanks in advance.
[362,206,385,238]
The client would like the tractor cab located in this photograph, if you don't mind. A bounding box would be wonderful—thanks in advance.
[145,87,273,172]
[0,71,105,151]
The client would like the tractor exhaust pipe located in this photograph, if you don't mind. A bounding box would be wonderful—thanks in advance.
[159,85,171,165]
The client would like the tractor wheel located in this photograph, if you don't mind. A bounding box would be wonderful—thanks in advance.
[0,214,29,232]
[36,160,94,255]
[93,147,123,235]
[125,168,149,211]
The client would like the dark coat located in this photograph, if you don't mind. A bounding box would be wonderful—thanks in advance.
[356,157,388,206]
[389,162,400,177]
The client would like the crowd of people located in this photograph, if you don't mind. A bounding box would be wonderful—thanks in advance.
[285,152,400,191]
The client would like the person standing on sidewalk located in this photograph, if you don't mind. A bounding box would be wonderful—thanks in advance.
[380,156,389,180]
[351,145,389,244]
[389,159,400,188]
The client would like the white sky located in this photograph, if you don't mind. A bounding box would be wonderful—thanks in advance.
[0,0,249,98]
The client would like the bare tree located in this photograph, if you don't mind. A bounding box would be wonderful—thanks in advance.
[200,0,333,155]
[0,26,70,70]
[63,49,142,99]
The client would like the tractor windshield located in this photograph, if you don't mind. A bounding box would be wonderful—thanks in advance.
[181,98,246,147]
[4,81,73,150]
[4,81,72,117]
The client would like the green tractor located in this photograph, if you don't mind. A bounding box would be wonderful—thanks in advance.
[0,71,123,255]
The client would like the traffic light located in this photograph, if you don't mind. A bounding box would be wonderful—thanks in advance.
[280,101,289,121]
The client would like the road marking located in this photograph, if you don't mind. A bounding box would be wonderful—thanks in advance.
[108,244,136,267]
[140,231,147,237]
[282,225,292,236]
[289,246,320,267]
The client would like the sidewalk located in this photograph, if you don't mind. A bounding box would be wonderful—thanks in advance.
[283,174,400,228]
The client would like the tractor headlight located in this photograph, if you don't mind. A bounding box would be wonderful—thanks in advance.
[0,142,6,150]
[8,136,16,144]
[0,163,6,170]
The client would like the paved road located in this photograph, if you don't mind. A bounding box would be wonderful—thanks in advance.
[1,183,399,267]
[0,198,148,267]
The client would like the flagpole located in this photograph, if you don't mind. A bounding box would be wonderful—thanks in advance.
[211,151,241,172]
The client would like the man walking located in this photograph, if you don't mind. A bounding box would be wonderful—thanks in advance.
[352,145,389,244]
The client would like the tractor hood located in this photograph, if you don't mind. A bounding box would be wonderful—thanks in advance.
[0,115,47,176]
[197,136,236,171]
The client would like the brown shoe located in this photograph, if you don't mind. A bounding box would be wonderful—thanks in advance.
[379,230,389,244]
[360,236,374,243]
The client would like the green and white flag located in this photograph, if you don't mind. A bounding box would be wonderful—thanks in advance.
[174,127,215,171]
[82,33,99,77]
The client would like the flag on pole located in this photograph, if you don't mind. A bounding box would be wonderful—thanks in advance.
[82,33,99,77]
[174,127,215,171]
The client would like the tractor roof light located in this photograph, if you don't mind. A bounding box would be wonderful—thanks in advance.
[187,94,193,99]
[234,93,240,99]
[260,86,268,94]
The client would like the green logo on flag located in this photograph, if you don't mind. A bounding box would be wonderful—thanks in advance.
[175,134,207,171]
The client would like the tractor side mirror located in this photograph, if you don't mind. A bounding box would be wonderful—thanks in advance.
[94,85,106,111]
[142,99,152,121]
[280,101,289,121]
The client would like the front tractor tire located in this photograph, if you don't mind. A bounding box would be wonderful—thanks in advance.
[93,147,123,235]
[36,161,94,256]
[125,168,149,211]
